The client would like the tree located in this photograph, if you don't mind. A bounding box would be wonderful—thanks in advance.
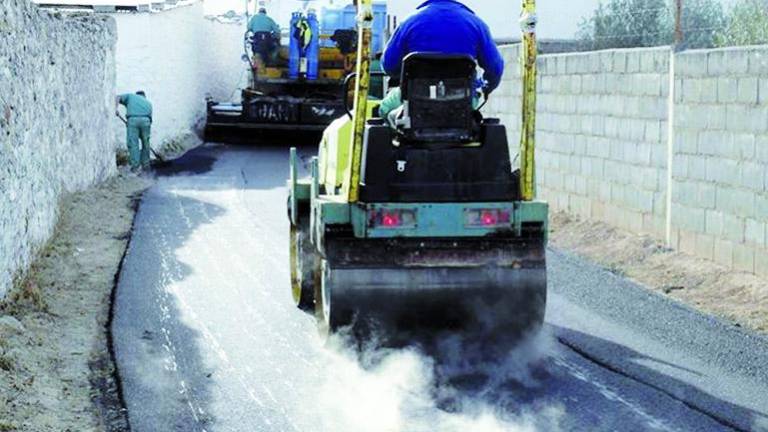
[716,0,768,46]
[577,0,726,50]
[578,0,669,50]
[669,0,726,49]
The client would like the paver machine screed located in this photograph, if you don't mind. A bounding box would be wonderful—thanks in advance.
[287,0,547,340]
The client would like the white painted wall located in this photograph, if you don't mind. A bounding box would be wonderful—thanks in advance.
[200,17,251,104]
[112,1,248,147]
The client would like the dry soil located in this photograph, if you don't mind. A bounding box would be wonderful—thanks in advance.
[550,211,768,334]
[0,172,150,432]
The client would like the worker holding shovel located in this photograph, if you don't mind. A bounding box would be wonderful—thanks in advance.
[116,90,153,172]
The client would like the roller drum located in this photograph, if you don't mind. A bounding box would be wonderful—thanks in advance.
[318,237,547,338]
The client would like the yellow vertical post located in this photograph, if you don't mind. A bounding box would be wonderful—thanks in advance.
[520,0,538,201]
[347,0,374,203]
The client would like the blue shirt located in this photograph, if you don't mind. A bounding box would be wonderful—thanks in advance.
[118,93,152,118]
[382,0,504,93]
[248,13,280,35]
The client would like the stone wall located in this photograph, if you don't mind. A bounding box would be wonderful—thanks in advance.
[112,2,248,149]
[0,0,117,298]
[486,44,768,276]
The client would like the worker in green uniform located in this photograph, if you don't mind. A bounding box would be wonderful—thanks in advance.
[116,91,153,172]
[248,8,281,65]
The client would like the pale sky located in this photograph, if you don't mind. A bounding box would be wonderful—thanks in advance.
[202,0,604,40]
[33,0,736,39]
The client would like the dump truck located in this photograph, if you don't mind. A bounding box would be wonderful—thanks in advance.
[287,0,547,340]
[205,2,387,141]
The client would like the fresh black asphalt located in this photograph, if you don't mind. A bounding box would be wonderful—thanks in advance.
[112,143,768,432]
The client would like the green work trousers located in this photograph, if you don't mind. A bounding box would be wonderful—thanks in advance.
[126,117,151,169]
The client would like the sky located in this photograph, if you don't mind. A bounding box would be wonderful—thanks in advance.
[33,0,738,40]
[202,0,604,40]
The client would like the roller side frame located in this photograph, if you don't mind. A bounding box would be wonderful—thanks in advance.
[288,149,316,311]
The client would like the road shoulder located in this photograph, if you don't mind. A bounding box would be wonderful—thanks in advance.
[550,211,767,334]
[0,172,151,431]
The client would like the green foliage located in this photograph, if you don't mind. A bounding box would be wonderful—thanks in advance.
[675,0,726,49]
[0,354,13,372]
[577,0,725,50]
[578,0,669,50]
[716,0,768,46]
[0,421,19,432]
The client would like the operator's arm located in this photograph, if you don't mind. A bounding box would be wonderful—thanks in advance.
[115,94,128,114]
[270,18,280,37]
[476,22,504,93]
[378,87,402,117]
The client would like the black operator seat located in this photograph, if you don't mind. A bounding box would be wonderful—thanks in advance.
[251,31,277,55]
[359,53,518,203]
[394,53,480,143]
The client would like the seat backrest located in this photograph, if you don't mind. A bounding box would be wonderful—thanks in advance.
[397,53,477,143]
[252,31,277,50]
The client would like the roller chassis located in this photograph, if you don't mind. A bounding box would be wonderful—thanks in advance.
[286,1,547,342]
[288,149,549,339]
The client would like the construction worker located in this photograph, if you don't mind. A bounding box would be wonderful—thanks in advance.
[116,91,153,172]
[379,0,504,121]
[248,8,281,65]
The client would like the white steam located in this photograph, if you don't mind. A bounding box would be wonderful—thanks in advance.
[312,328,563,432]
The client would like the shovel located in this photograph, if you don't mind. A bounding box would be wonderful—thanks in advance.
[116,112,167,164]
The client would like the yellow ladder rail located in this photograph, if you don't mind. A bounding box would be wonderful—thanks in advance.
[520,0,538,201]
[347,0,374,203]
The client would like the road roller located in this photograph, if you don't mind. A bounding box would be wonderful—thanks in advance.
[287,0,547,340]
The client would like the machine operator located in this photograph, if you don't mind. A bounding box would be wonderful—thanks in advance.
[248,8,281,65]
[379,0,504,122]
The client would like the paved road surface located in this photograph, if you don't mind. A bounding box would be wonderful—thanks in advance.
[112,143,768,432]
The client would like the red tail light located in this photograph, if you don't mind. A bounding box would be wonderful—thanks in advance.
[465,208,511,228]
[370,209,417,229]
[481,211,498,225]
[382,212,400,227]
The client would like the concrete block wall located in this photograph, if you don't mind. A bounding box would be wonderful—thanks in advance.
[112,2,247,149]
[537,47,670,237]
[672,47,768,276]
[486,46,670,237]
[484,44,522,157]
[0,0,117,298]
[487,44,767,276]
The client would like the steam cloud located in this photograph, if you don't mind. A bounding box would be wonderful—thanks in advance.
[312,328,564,432]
